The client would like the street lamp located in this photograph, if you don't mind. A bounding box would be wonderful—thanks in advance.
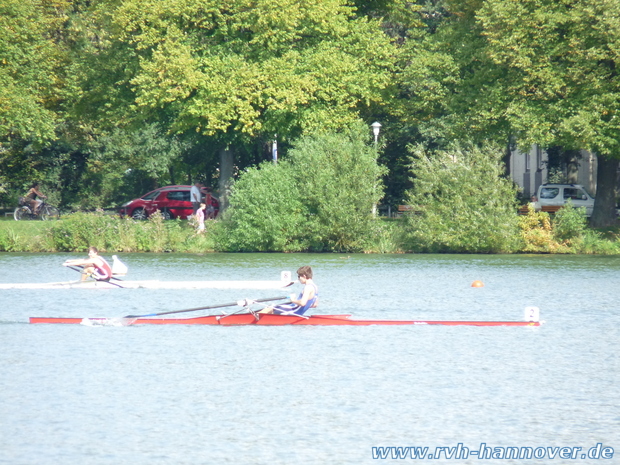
[371,121,382,146]
[370,122,382,217]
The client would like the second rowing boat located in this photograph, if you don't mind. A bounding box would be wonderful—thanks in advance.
[0,279,295,290]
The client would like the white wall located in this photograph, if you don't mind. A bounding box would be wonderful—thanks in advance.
[510,145,547,198]
[510,145,598,197]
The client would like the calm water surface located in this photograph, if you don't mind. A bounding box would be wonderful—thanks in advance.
[1,253,619,465]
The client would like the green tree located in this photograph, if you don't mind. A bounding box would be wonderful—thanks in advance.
[0,0,76,200]
[380,1,514,207]
[476,0,620,227]
[219,124,386,252]
[77,0,395,207]
[79,124,190,208]
[216,162,307,252]
[288,124,386,251]
[391,0,620,227]
[404,142,520,253]
[0,0,66,144]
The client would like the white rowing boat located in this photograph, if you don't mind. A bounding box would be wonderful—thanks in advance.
[0,258,295,290]
[0,279,295,290]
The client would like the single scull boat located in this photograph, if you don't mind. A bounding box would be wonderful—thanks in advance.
[1,279,295,290]
[30,308,542,327]
[2,258,295,290]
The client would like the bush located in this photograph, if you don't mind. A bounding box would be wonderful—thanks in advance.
[0,220,55,252]
[403,142,520,253]
[517,202,620,254]
[552,200,588,243]
[214,162,308,252]
[518,205,564,253]
[288,125,386,251]
[218,124,387,252]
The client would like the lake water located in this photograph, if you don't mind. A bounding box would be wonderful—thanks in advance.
[0,253,618,465]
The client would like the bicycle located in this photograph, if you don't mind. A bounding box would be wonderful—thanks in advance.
[14,199,60,221]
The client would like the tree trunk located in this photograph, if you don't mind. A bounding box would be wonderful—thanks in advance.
[502,140,512,177]
[218,146,234,212]
[565,149,580,184]
[590,155,619,228]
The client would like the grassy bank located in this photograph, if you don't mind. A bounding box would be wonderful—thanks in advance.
[0,212,217,253]
[1,209,619,254]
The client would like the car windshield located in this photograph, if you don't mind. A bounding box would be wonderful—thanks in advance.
[540,188,559,199]
[141,190,160,200]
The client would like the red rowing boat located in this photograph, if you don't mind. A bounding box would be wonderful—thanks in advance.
[29,313,541,326]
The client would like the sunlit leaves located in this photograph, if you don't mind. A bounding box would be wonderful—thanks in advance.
[477,0,620,154]
[0,0,68,142]
[98,0,394,140]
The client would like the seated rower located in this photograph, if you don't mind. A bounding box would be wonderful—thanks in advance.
[260,266,318,316]
[63,246,112,282]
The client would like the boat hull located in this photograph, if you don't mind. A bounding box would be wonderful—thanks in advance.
[29,313,541,326]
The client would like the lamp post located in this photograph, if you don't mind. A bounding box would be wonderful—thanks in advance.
[370,122,381,216]
[371,121,382,147]
[272,135,278,164]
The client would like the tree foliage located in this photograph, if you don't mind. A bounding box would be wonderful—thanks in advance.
[215,162,307,252]
[477,0,620,153]
[404,142,520,253]
[476,0,620,226]
[0,0,67,144]
[390,0,620,225]
[82,0,395,141]
[3,0,620,239]
[218,124,386,252]
[77,124,190,208]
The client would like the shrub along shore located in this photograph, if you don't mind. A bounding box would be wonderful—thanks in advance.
[1,207,619,254]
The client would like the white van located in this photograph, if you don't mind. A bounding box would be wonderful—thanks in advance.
[535,184,595,217]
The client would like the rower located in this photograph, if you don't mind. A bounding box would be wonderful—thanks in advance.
[63,246,113,282]
[260,266,318,316]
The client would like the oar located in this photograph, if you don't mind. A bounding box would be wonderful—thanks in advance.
[65,265,125,288]
[124,296,288,318]
[216,299,294,321]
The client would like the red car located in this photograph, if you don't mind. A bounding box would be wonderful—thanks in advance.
[119,185,219,220]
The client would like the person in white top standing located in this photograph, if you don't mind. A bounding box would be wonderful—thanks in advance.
[195,203,206,233]
[190,181,202,216]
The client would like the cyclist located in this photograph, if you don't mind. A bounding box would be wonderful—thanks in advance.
[24,183,47,215]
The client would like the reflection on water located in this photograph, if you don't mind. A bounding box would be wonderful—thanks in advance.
[1,253,619,464]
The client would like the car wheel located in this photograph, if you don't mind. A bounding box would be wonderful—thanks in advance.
[161,209,173,220]
[131,208,148,220]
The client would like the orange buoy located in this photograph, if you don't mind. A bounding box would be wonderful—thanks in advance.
[471,280,484,288]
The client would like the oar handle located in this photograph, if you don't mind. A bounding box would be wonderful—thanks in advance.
[124,296,288,318]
